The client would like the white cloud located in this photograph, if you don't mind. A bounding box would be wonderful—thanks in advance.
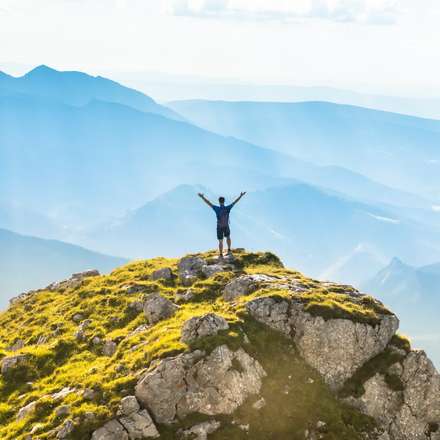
[167,0,401,24]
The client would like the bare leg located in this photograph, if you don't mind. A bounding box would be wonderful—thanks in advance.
[218,239,224,257]
[226,237,232,253]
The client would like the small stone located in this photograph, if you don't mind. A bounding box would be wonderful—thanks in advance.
[239,424,250,432]
[17,401,37,420]
[252,397,266,410]
[119,409,160,438]
[119,396,140,416]
[91,419,128,440]
[143,293,178,324]
[92,336,102,345]
[150,267,173,281]
[127,301,144,313]
[181,313,229,344]
[52,387,75,401]
[57,419,74,439]
[102,340,117,357]
[72,314,84,323]
[83,388,98,401]
[1,354,30,377]
[55,405,71,417]
[316,421,328,433]
[182,420,221,440]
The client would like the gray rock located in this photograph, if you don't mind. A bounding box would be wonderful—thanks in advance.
[17,401,37,420]
[252,397,266,410]
[181,313,229,344]
[55,405,71,417]
[72,313,84,323]
[48,270,99,291]
[52,387,75,401]
[182,420,221,439]
[119,409,160,439]
[91,419,129,440]
[223,274,277,301]
[247,296,399,389]
[1,354,30,376]
[349,349,440,440]
[83,388,99,401]
[7,339,24,352]
[180,273,199,287]
[121,283,150,294]
[120,396,140,416]
[143,293,178,324]
[178,255,205,275]
[102,340,117,357]
[128,301,145,313]
[150,267,173,281]
[135,345,266,424]
[201,264,228,278]
[56,419,74,439]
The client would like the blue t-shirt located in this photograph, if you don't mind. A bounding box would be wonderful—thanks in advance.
[212,204,232,228]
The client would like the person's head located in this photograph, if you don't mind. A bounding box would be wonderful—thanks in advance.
[218,196,225,206]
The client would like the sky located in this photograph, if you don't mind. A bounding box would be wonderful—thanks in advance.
[0,0,439,96]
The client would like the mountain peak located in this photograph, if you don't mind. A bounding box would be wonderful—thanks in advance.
[24,64,58,77]
[0,248,437,439]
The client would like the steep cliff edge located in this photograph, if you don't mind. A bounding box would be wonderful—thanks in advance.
[0,250,438,440]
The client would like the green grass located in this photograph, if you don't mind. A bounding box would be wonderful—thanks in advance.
[0,250,392,439]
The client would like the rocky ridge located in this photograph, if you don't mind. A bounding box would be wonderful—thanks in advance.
[0,249,438,440]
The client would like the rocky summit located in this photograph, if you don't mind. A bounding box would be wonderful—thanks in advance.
[0,249,438,440]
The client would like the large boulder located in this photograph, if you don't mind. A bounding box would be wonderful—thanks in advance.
[181,313,229,344]
[223,274,277,301]
[135,345,266,424]
[247,296,399,389]
[348,350,440,440]
[143,293,178,324]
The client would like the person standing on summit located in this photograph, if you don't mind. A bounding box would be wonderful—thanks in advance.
[198,192,246,258]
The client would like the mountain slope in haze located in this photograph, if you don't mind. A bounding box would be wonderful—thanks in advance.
[1,93,432,234]
[363,258,440,366]
[0,249,437,440]
[169,100,440,200]
[0,228,127,306]
[84,184,440,279]
[0,65,181,120]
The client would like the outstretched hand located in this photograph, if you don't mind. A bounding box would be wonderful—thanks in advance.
[198,193,204,198]
[240,191,246,197]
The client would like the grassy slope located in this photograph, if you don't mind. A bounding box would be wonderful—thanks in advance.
[0,250,405,439]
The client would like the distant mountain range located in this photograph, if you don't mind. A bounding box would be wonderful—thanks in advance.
[82,184,440,283]
[363,257,440,366]
[0,228,126,307]
[112,71,440,120]
[169,100,440,200]
[0,65,181,120]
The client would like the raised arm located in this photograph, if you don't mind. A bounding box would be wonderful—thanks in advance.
[231,191,246,207]
[198,192,214,208]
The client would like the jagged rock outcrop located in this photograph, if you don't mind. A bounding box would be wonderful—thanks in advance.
[181,313,229,344]
[247,296,399,389]
[181,420,221,439]
[347,350,440,440]
[143,293,178,324]
[135,345,266,424]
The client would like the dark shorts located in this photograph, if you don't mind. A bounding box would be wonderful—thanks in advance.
[217,225,230,240]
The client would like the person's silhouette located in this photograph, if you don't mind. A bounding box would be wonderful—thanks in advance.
[198,192,246,258]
